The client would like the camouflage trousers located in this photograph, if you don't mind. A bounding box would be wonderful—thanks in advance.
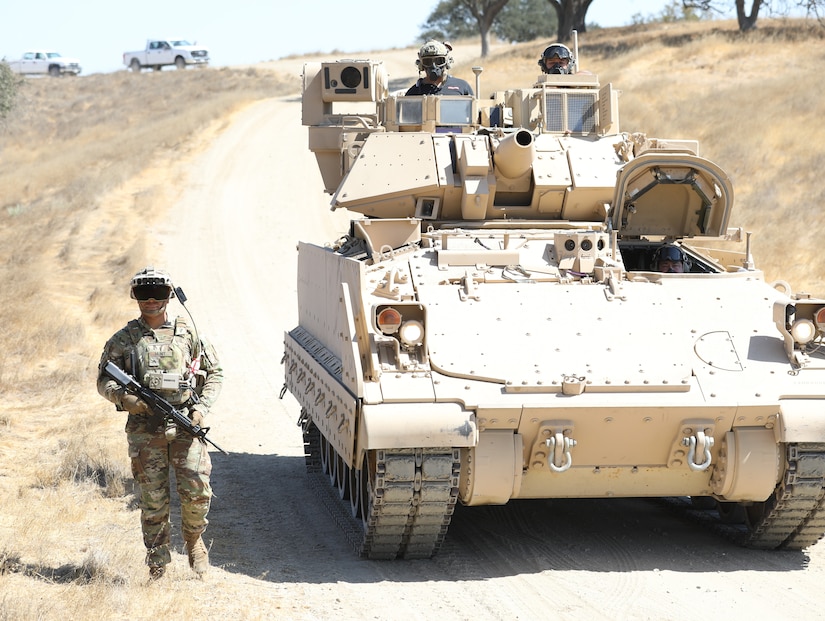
[127,424,212,566]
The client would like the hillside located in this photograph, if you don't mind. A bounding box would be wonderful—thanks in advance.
[2,18,825,620]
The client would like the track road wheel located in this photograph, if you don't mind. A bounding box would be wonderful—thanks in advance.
[319,433,330,476]
[349,463,361,518]
[358,452,375,536]
[336,453,349,501]
[326,439,337,486]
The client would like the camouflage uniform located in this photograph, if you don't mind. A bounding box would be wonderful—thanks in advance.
[97,315,223,569]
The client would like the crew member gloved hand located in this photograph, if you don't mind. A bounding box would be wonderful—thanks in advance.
[121,394,149,415]
[189,410,205,427]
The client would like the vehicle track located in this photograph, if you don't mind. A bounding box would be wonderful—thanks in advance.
[658,442,825,550]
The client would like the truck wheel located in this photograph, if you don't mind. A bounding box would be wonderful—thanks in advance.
[130,59,141,73]
[175,56,186,70]
[48,65,60,77]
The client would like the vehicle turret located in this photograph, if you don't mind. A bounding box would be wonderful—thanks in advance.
[302,59,730,236]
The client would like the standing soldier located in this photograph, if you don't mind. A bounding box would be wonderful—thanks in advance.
[97,266,223,580]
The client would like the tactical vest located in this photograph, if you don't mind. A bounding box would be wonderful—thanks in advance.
[125,317,195,405]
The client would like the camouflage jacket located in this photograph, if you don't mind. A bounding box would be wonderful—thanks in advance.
[97,315,223,418]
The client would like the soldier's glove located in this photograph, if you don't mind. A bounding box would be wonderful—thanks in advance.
[121,394,149,415]
[189,410,205,427]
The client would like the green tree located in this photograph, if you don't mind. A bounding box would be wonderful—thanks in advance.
[420,0,511,57]
[495,0,559,42]
[801,0,825,23]
[547,0,596,42]
[420,0,478,42]
[628,0,709,23]
[682,0,778,31]
[0,61,20,120]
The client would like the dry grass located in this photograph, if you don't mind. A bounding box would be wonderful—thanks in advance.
[1,17,825,619]
[0,65,297,619]
[0,67,296,390]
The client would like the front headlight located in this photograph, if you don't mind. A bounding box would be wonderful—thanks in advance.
[791,319,817,345]
[399,320,424,346]
[374,304,426,348]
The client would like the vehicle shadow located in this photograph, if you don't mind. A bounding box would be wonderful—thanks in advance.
[200,452,812,585]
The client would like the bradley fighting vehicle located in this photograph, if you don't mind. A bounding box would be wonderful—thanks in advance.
[281,47,825,559]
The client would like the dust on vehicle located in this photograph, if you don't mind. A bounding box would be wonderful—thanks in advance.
[281,42,825,559]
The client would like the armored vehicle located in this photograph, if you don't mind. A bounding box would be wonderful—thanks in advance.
[282,49,825,559]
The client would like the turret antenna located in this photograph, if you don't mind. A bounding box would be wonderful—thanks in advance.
[572,30,579,74]
[174,286,202,360]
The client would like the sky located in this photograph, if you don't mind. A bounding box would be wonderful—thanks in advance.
[0,0,778,75]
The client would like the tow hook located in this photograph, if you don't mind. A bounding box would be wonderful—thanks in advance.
[683,430,714,471]
[546,431,577,472]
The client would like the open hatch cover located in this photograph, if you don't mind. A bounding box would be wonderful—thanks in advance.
[611,152,734,238]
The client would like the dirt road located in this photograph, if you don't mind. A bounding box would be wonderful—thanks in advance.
[154,57,825,620]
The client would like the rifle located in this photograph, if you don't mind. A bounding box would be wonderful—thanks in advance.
[103,360,228,455]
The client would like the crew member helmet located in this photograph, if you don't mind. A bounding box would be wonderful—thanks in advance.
[130,265,175,300]
[539,43,574,75]
[652,244,691,273]
[416,40,454,79]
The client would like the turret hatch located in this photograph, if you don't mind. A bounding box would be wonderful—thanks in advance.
[611,153,734,238]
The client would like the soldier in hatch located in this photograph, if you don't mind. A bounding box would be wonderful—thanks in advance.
[406,40,474,96]
[97,266,223,580]
[653,244,690,273]
[538,43,575,75]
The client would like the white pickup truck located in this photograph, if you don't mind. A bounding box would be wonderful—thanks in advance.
[122,39,210,72]
[5,50,82,77]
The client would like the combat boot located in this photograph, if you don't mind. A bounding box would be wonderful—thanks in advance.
[148,564,166,580]
[146,544,170,580]
[184,533,209,575]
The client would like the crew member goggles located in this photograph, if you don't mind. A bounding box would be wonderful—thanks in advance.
[132,284,172,301]
[421,56,447,68]
[658,246,683,261]
[545,57,570,66]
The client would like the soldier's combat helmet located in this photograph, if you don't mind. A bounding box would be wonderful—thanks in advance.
[416,40,454,81]
[130,265,175,300]
[539,43,574,75]
[652,244,691,273]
